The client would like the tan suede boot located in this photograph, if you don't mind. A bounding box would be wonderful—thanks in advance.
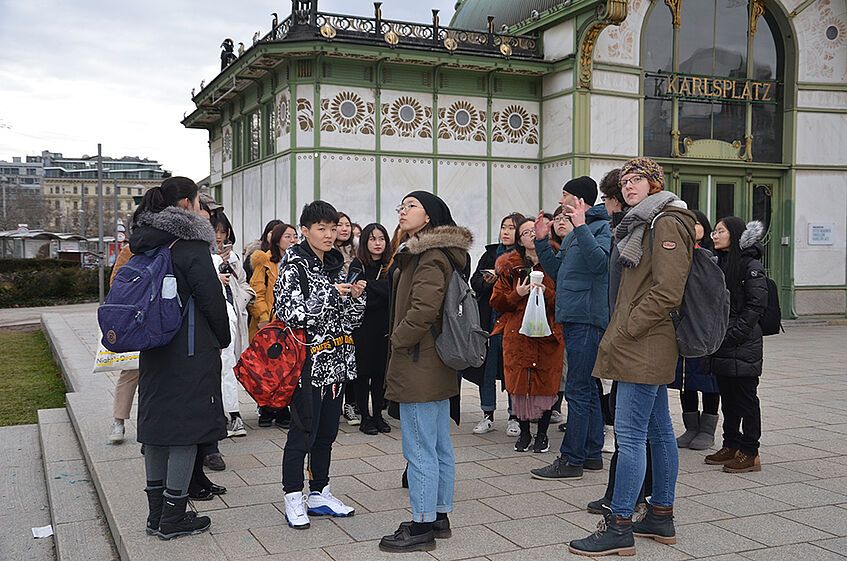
[722,452,761,473]
[704,447,738,465]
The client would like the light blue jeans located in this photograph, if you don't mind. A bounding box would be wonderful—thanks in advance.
[399,399,455,522]
[611,382,678,518]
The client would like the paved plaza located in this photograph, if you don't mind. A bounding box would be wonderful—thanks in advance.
[5,307,847,560]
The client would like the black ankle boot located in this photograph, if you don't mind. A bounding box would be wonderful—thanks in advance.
[515,421,532,452]
[157,491,211,540]
[632,504,676,544]
[569,510,635,556]
[145,485,164,535]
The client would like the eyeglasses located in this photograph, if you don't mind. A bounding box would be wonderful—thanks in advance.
[553,216,569,223]
[600,195,608,202]
[620,174,645,188]
[520,230,535,238]
[710,229,728,238]
[395,202,421,214]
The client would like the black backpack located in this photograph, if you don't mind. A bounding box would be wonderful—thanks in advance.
[650,213,730,358]
[759,275,783,336]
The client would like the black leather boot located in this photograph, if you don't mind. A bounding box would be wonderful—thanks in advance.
[157,491,211,540]
[569,510,635,556]
[145,485,164,536]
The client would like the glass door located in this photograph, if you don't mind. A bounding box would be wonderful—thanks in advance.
[678,174,707,212]
[749,179,778,279]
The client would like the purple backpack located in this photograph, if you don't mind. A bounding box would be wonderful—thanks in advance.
[98,239,195,355]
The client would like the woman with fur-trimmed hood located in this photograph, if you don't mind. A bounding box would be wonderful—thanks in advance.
[705,218,768,474]
[490,217,563,454]
[380,191,472,553]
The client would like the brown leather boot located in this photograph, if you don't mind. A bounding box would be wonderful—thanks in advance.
[704,447,738,465]
[723,452,761,473]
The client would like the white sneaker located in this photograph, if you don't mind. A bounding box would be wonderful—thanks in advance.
[108,421,125,444]
[227,416,247,437]
[602,425,616,453]
[284,491,310,529]
[473,416,495,434]
[343,403,361,426]
[506,418,520,437]
[306,484,354,517]
[550,410,563,424]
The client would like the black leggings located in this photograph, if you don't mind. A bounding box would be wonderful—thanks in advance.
[680,391,720,415]
[354,351,387,419]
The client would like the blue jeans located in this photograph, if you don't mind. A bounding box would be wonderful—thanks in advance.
[479,334,501,412]
[611,382,678,518]
[560,323,604,464]
[399,399,455,522]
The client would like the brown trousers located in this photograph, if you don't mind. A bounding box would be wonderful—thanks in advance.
[113,369,139,420]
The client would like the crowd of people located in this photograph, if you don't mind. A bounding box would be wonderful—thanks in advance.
[108,156,770,555]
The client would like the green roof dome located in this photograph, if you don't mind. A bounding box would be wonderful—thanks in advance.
[449,0,566,31]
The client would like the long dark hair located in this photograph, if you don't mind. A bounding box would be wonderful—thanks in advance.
[514,217,538,270]
[550,206,565,245]
[500,212,525,247]
[269,223,296,263]
[356,223,391,269]
[716,216,747,301]
[210,211,235,245]
[335,211,353,247]
[132,176,198,224]
[260,219,283,252]
[692,209,713,250]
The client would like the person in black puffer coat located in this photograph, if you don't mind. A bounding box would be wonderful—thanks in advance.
[129,177,231,540]
[705,218,768,474]
[350,223,393,435]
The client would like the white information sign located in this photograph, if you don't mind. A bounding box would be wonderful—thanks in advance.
[808,223,834,245]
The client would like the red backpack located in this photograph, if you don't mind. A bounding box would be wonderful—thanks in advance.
[234,263,309,408]
[234,320,307,408]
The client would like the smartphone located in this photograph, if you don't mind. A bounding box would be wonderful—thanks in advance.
[346,271,360,284]
[219,242,233,253]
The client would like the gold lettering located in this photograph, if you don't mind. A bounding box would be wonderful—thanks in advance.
[741,81,752,100]
[761,82,772,101]
[691,77,700,96]
[712,79,724,98]
[679,77,692,96]
[668,75,679,95]
[702,78,712,97]
[731,80,742,99]
[724,80,735,99]
[753,82,762,101]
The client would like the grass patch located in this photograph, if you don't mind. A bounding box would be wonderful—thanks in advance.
[0,330,66,426]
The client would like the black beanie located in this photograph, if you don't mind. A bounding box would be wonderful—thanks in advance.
[563,176,598,205]
[404,191,456,228]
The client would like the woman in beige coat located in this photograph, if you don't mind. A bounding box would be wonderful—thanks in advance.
[380,191,472,554]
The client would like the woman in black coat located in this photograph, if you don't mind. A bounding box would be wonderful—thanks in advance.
[128,177,231,540]
[350,223,392,435]
[705,217,768,474]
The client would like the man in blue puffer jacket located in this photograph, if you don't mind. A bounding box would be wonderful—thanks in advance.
[530,176,611,480]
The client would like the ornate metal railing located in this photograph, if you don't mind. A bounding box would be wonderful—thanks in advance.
[256,1,541,59]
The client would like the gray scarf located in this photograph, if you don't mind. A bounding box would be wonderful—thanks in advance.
[614,191,681,268]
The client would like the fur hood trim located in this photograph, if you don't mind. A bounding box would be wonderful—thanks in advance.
[740,220,765,250]
[136,207,217,251]
[404,225,473,255]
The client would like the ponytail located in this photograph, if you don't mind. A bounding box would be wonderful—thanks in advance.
[131,177,198,225]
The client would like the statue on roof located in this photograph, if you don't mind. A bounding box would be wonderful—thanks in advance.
[220,38,237,70]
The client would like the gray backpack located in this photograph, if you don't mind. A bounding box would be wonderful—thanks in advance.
[413,249,489,370]
[650,213,730,358]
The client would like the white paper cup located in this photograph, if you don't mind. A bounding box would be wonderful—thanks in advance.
[529,270,543,285]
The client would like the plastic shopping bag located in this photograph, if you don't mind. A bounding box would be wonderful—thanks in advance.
[519,285,552,338]
[93,342,139,373]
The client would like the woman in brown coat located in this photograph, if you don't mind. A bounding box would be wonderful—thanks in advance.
[380,191,472,553]
[570,158,695,556]
[491,218,563,454]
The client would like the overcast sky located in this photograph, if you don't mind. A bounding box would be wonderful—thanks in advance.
[0,0,455,181]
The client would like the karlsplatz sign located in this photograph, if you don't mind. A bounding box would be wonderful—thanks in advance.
[646,71,779,104]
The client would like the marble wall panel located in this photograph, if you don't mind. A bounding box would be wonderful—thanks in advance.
[222,176,233,228]
[211,138,223,184]
[296,85,315,148]
[594,0,651,66]
[380,90,434,154]
[319,154,377,225]
[543,20,575,61]
[261,161,277,232]
[796,112,847,166]
[242,166,263,254]
[491,99,541,159]
[222,124,233,174]
[275,156,292,225]
[275,88,291,154]
[295,154,315,217]
[491,162,541,240]
[793,170,847,286]
[798,90,847,110]
[543,70,574,98]
[590,159,627,202]
[541,160,572,213]
[436,94,488,157]
[230,172,243,248]
[795,0,847,83]
[542,94,573,158]
[380,157,432,230]
[592,71,640,95]
[437,159,488,255]
[319,85,376,151]
[590,95,639,157]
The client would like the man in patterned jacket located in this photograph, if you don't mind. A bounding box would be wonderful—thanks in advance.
[273,200,367,530]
